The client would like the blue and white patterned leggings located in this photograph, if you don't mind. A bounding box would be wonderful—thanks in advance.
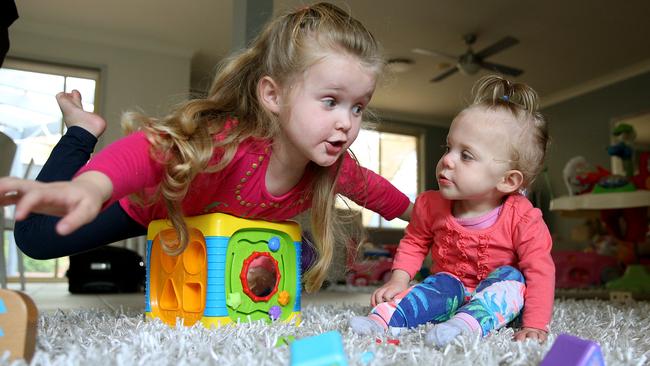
[370,266,525,336]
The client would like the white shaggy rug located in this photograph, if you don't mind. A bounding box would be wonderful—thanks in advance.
[2,299,649,366]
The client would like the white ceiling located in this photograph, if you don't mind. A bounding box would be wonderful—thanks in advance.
[13,0,650,123]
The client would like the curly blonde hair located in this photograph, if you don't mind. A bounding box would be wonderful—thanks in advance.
[467,75,549,189]
[122,2,383,292]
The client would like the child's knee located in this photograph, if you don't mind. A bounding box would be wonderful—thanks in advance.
[493,265,525,283]
[423,272,462,286]
[13,222,53,260]
[421,272,465,296]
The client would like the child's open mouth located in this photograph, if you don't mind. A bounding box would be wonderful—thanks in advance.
[325,140,345,154]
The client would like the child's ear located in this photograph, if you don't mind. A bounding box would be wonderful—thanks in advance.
[258,76,282,114]
[497,170,524,194]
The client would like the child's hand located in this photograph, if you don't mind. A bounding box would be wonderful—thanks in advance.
[371,269,410,307]
[0,171,112,235]
[513,327,547,343]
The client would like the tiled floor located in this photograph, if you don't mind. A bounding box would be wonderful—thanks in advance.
[4,282,372,313]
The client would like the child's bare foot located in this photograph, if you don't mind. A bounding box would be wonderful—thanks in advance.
[56,90,106,138]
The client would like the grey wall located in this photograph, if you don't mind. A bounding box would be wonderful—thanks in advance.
[541,71,650,247]
[8,22,192,150]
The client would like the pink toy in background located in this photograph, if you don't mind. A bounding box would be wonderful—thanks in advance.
[346,243,397,286]
[552,251,621,288]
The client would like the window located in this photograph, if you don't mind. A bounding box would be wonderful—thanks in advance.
[1,57,100,280]
[339,126,422,229]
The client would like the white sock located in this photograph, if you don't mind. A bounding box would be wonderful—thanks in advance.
[350,316,385,335]
[389,326,406,337]
[425,315,478,347]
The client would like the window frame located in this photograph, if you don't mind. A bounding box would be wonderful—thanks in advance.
[1,57,102,282]
[349,119,426,229]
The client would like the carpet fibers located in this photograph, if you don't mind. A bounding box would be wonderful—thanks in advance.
[2,299,649,365]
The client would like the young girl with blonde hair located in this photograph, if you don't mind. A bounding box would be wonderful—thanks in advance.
[0,2,412,293]
[350,75,554,346]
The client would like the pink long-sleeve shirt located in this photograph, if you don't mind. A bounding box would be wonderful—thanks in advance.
[392,190,555,331]
[76,123,410,226]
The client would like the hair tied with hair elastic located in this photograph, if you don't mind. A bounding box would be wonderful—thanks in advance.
[499,94,527,110]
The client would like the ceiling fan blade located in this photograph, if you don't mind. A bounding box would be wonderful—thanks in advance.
[412,48,457,61]
[430,67,459,82]
[475,36,519,59]
[479,61,523,77]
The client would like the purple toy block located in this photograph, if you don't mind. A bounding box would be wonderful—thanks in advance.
[540,333,605,366]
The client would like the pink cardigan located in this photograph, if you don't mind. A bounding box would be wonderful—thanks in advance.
[392,191,555,332]
[77,125,410,226]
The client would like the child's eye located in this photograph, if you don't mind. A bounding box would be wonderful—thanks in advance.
[323,98,336,108]
[352,104,364,115]
[440,144,450,153]
[461,151,474,161]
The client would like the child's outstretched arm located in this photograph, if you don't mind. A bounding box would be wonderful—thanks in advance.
[398,202,413,222]
[0,171,113,235]
[337,154,412,222]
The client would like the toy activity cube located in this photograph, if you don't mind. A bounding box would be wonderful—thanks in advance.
[145,213,302,328]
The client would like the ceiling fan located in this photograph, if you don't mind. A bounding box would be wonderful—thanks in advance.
[413,33,523,82]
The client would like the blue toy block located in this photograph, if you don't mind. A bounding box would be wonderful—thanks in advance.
[290,331,348,366]
[541,333,605,366]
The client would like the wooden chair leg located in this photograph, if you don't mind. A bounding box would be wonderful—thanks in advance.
[0,289,38,362]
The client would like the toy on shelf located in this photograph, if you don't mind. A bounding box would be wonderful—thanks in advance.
[290,331,348,366]
[562,156,612,195]
[608,123,636,178]
[540,333,604,366]
[0,289,37,362]
[605,264,650,293]
[591,174,636,193]
[346,242,396,286]
[145,213,302,328]
[632,151,650,190]
[562,155,637,196]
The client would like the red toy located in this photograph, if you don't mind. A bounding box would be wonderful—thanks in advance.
[552,251,621,288]
[346,244,397,286]
[575,166,611,192]
[375,338,400,345]
[632,151,650,190]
